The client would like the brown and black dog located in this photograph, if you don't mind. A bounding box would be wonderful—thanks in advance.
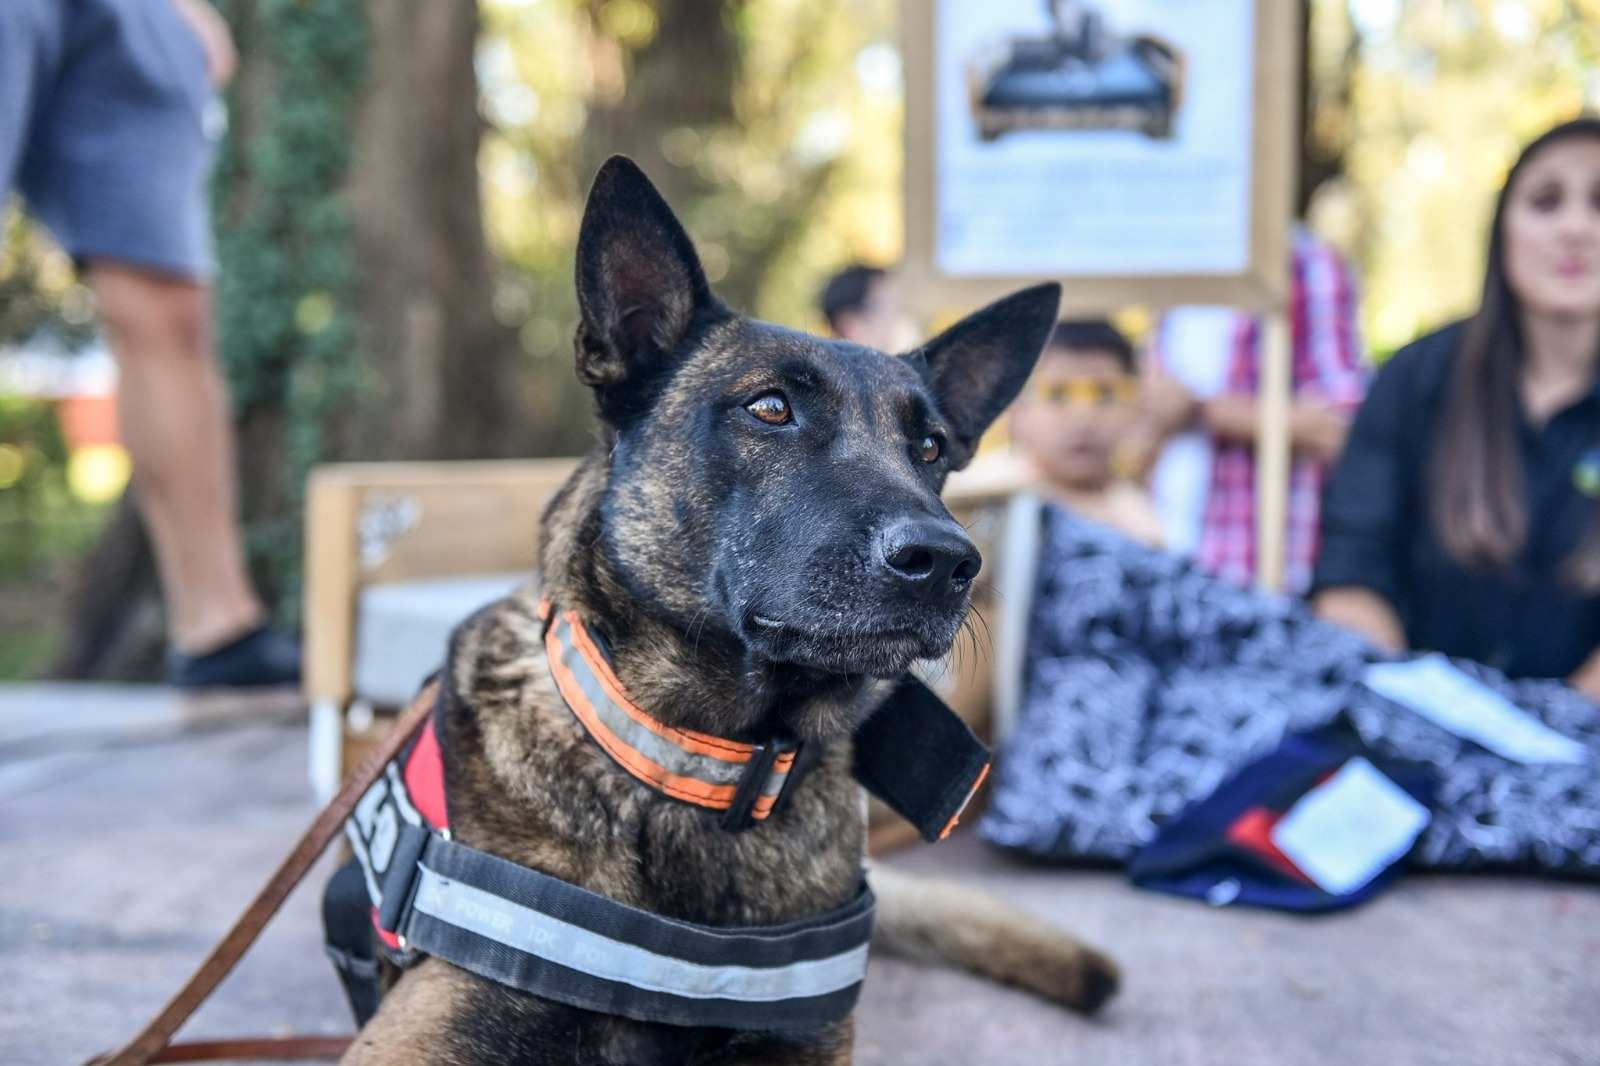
[342,158,1117,1066]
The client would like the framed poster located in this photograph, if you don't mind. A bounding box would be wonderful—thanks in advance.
[902,0,1298,314]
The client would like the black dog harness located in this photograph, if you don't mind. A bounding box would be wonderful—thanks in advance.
[325,601,990,1031]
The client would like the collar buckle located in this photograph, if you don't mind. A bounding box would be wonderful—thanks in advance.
[721,735,802,833]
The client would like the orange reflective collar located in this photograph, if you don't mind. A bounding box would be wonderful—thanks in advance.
[537,600,993,842]
[539,600,801,829]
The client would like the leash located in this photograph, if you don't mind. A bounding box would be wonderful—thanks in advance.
[91,1037,353,1063]
[84,628,991,1060]
[83,682,441,1066]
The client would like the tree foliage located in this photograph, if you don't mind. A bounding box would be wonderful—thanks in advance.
[212,0,371,607]
[0,215,97,353]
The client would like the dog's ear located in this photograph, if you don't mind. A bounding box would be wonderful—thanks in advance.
[909,282,1062,460]
[574,156,717,408]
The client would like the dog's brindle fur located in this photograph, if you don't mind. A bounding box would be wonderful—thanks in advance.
[343,159,1117,1066]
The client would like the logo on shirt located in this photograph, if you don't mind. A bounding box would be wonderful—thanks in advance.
[1575,449,1600,498]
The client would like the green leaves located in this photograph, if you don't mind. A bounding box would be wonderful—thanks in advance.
[212,0,370,620]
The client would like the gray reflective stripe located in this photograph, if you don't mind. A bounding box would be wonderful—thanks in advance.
[555,617,790,799]
[344,821,380,901]
[410,864,869,1003]
[352,775,387,829]
[385,763,422,826]
[348,756,422,908]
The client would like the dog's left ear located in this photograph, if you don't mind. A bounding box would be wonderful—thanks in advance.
[909,282,1062,461]
[574,156,718,411]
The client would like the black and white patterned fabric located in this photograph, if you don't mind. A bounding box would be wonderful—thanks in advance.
[979,507,1600,878]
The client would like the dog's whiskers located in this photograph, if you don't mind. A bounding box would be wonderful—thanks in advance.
[687,605,712,660]
[967,603,995,665]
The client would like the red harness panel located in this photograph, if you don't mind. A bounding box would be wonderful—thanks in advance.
[403,719,450,832]
[366,716,449,952]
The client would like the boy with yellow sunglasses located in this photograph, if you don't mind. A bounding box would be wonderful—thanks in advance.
[1010,320,1166,547]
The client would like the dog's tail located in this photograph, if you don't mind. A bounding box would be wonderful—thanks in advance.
[866,863,1120,1014]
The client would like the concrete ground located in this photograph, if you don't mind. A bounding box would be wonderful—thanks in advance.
[3,685,1596,1066]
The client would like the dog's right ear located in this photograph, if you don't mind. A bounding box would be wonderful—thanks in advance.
[574,157,716,409]
[910,282,1061,462]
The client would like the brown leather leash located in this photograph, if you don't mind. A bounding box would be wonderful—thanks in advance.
[95,1037,354,1063]
[83,682,440,1066]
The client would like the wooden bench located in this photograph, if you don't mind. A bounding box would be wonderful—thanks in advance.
[301,457,1039,849]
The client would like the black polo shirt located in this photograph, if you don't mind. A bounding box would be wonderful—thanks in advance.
[1313,320,1600,680]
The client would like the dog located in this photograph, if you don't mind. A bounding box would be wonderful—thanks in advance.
[340,157,1118,1066]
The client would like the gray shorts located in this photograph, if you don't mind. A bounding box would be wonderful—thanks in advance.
[1,0,223,280]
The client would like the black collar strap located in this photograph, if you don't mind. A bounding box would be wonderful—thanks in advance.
[540,600,992,842]
[854,672,992,843]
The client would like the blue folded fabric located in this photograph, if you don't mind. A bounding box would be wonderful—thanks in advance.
[1129,729,1435,913]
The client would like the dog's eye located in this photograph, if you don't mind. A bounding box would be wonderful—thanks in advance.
[918,434,943,464]
[746,392,792,426]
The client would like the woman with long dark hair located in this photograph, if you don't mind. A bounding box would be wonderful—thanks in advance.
[1313,117,1600,698]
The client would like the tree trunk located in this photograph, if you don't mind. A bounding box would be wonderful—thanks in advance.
[346,0,541,461]
[1296,0,1360,218]
[580,0,737,206]
[578,0,748,299]
[49,495,164,680]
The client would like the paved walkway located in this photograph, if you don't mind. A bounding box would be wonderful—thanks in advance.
[3,685,1596,1065]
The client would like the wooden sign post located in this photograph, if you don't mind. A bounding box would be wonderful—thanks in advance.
[1254,312,1292,591]
[902,0,1300,591]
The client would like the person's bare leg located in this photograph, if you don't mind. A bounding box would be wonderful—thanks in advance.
[88,260,263,654]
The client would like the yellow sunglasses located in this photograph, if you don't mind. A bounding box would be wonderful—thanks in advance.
[1029,377,1139,409]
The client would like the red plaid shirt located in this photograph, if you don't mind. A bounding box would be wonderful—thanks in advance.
[1196,230,1367,594]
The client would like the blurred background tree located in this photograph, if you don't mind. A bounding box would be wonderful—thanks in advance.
[476,0,901,429]
[0,216,98,351]
[1,0,1597,677]
[41,0,902,678]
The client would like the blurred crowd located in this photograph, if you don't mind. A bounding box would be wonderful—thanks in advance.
[822,117,1600,703]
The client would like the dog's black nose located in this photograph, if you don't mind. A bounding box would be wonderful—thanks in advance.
[877,517,982,599]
